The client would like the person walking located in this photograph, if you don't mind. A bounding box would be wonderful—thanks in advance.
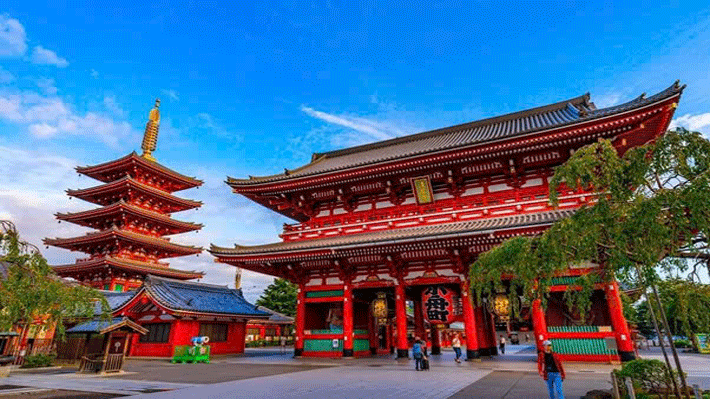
[452,333,462,363]
[538,340,565,399]
[499,335,506,354]
[412,337,423,371]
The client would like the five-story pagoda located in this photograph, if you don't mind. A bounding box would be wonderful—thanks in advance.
[45,100,204,291]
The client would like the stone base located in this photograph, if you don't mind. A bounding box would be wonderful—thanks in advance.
[619,351,636,362]
[431,346,441,355]
[466,349,480,360]
[343,349,354,357]
[396,348,409,358]
[293,348,303,357]
[370,347,377,355]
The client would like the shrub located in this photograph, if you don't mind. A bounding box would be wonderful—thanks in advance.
[673,339,691,348]
[614,359,683,397]
[21,353,56,369]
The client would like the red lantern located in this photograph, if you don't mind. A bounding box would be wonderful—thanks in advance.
[422,285,456,325]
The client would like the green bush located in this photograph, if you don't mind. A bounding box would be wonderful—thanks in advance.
[614,359,683,397]
[21,353,56,369]
[673,339,691,348]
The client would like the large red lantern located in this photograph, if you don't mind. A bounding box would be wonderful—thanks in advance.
[422,285,456,325]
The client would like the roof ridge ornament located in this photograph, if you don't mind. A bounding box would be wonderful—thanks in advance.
[141,99,161,162]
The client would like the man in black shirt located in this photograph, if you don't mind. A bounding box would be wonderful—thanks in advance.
[537,340,565,399]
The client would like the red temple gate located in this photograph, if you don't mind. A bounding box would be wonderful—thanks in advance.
[211,82,684,362]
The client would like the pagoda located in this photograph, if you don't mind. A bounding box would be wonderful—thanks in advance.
[211,82,684,362]
[45,100,204,291]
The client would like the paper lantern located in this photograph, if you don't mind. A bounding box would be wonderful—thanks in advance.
[422,286,456,325]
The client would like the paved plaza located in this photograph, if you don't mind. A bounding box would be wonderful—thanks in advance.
[3,345,709,398]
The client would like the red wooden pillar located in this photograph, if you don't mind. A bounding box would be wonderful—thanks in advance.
[413,296,425,340]
[532,298,547,353]
[342,283,354,357]
[430,325,441,354]
[489,312,498,355]
[605,281,635,361]
[368,312,377,355]
[294,285,305,357]
[460,281,480,359]
[395,282,408,358]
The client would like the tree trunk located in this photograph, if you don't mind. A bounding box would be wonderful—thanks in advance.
[651,283,691,399]
[635,266,682,399]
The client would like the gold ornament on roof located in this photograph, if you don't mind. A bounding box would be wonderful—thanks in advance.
[141,99,161,161]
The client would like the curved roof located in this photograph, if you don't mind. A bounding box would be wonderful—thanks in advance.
[56,201,203,235]
[44,227,203,258]
[67,176,202,212]
[211,209,573,258]
[140,275,270,317]
[76,152,203,191]
[54,256,204,280]
[228,82,684,187]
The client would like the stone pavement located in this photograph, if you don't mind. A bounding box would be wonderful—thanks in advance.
[130,365,493,399]
[4,345,708,398]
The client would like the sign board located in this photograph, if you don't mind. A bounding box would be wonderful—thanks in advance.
[332,339,340,349]
[411,176,434,205]
[697,334,710,354]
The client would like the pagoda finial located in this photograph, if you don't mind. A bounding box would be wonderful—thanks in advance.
[141,99,161,162]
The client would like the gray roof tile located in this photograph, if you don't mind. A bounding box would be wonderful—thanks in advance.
[210,209,574,257]
[229,82,683,187]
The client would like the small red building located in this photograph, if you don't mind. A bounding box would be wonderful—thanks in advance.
[113,276,269,357]
[211,83,684,362]
[246,306,294,343]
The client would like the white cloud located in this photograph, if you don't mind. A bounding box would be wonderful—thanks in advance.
[670,113,710,135]
[103,95,124,117]
[0,90,137,147]
[90,69,99,79]
[30,45,69,68]
[28,122,58,137]
[35,77,57,95]
[161,89,179,102]
[300,105,407,142]
[0,14,27,57]
[0,66,15,84]
[594,92,623,108]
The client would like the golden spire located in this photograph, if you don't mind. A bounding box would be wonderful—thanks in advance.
[141,99,161,161]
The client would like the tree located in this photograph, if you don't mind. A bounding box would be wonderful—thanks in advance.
[654,279,710,352]
[470,128,710,398]
[0,221,108,345]
[256,278,297,317]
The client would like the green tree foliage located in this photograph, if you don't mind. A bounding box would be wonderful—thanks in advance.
[653,279,710,351]
[255,278,297,317]
[0,223,109,341]
[470,128,710,317]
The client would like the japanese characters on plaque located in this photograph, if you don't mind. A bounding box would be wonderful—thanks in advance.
[411,176,434,205]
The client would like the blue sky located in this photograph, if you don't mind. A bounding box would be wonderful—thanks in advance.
[1,1,710,300]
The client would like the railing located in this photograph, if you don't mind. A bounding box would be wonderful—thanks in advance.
[78,353,124,373]
[104,354,124,372]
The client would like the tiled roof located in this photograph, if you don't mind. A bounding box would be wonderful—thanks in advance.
[55,201,203,234]
[210,209,573,257]
[44,227,203,257]
[143,275,270,318]
[67,176,202,211]
[229,82,683,186]
[54,256,204,280]
[256,306,295,324]
[97,291,139,314]
[66,317,147,335]
[76,152,203,191]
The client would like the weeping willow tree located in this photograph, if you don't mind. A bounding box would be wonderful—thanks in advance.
[470,128,710,398]
[0,221,109,346]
